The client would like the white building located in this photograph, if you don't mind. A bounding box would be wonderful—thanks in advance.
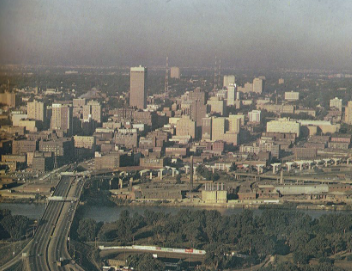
[227,85,236,106]
[248,110,261,123]
[253,78,264,94]
[267,118,300,137]
[330,97,342,111]
[223,75,235,88]
[285,91,300,101]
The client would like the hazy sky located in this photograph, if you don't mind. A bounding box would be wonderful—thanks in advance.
[1,0,352,70]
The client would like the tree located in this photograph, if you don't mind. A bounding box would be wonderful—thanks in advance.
[293,251,310,265]
[204,243,230,270]
[127,254,165,271]
[230,162,237,171]
[176,173,182,184]
[1,215,29,240]
[212,172,220,182]
[77,218,97,242]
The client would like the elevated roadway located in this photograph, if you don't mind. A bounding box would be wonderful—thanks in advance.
[232,171,352,184]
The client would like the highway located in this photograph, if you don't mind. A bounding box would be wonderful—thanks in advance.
[48,178,85,271]
[28,176,73,271]
[1,174,86,271]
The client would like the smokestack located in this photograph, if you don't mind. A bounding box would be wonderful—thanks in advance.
[280,170,284,184]
[190,155,193,191]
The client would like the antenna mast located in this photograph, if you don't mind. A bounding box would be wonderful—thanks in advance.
[165,56,169,93]
[213,56,218,90]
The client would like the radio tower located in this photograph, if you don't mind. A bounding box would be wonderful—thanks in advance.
[217,58,222,88]
[213,56,218,90]
[165,56,169,93]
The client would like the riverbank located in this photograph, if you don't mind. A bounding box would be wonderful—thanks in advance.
[3,193,352,213]
[106,196,352,212]
[0,197,46,204]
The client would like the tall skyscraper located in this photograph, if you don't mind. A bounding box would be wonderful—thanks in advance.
[212,117,226,141]
[223,75,235,89]
[130,65,147,109]
[188,88,208,138]
[50,104,72,135]
[227,85,236,106]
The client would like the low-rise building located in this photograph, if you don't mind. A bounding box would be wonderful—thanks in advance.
[95,152,134,170]
[267,118,300,137]
[12,139,37,155]
[285,91,300,101]
[139,157,165,168]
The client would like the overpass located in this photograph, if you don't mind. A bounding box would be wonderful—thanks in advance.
[60,171,91,177]
[47,196,79,202]
[232,171,352,184]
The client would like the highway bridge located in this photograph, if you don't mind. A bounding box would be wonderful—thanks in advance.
[1,175,85,271]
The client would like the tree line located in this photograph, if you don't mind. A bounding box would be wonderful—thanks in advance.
[74,208,352,270]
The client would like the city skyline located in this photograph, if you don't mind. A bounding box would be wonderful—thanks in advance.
[0,0,351,70]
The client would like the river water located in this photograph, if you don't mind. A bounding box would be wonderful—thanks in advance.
[2,203,352,222]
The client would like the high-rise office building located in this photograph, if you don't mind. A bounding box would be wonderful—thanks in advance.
[212,117,226,141]
[176,115,196,138]
[170,67,180,79]
[27,100,45,122]
[207,97,226,116]
[188,88,208,138]
[223,75,235,89]
[228,115,241,133]
[50,104,72,135]
[201,117,212,140]
[227,85,236,106]
[211,115,241,145]
[130,66,147,109]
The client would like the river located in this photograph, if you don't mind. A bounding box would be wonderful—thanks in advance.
[2,203,352,222]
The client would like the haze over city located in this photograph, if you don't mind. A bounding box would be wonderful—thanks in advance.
[1,0,352,70]
[4,1,352,271]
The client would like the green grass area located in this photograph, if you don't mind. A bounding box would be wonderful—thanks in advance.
[0,239,30,267]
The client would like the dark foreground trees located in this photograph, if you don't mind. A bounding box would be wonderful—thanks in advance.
[75,208,352,270]
[0,209,29,240]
